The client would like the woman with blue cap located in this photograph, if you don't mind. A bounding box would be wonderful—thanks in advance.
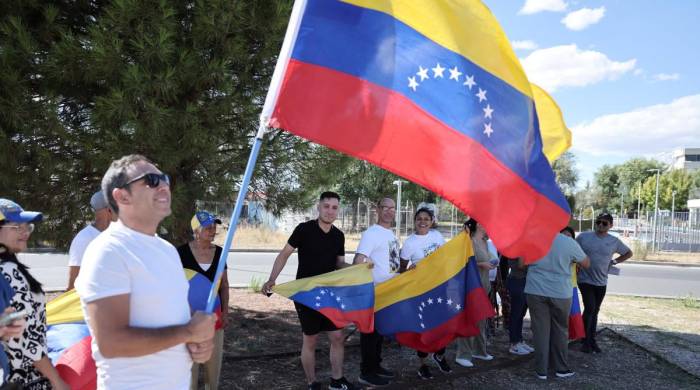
[0,199,69,390]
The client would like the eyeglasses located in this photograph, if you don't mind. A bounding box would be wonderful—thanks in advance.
[0,223,35,233]
[595,220,609,227]
[121,173,170,189]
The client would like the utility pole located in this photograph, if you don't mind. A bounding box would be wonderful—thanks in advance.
[393,180,406,241]
[647,169,661,252]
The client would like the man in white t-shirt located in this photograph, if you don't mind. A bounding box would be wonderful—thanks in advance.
[67,190,116,290]
[353,197,399,387]
[75,154,216,390]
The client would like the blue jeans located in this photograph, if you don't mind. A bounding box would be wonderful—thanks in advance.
[507,277,527,344]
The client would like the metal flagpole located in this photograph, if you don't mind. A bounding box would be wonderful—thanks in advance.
[205,123,266,312]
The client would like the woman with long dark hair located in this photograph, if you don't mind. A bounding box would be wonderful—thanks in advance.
[0,199,69,390]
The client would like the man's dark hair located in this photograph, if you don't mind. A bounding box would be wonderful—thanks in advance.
[464,218,478,235]
[560,226,576,239]
[596,212,613,223]
[319,191,340,202]
[101,154,153,214]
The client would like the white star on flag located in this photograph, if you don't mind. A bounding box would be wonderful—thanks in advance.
[437,297,443,303]
[315,296,320,300]
[447,299,453,305]
[449,66,462,81]
[476,88,487,102]
[320,290,326,295]
[330,292,334,296]
[419,306,423,312]
[420,323,425,328]
[456,304,462,310]
[483,104,494,119]
[408,76,419,92]
[418,314,423,319]
[463,75,476,90]
[416,66,429,81]
[341,304,346,309]
[483,123,494,137]
[427,298,434,304]
[315,303,321,307]
[336,297,341,302]
[432,63,445,78]
[421,302,426,307]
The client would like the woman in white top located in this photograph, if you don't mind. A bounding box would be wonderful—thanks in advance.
[399,208,452,380]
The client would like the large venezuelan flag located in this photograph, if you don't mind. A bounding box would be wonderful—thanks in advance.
[569,264,585,340]
[374,232,494,352]
[46,290,97,390]
[273,264,375,333]
[262,0,571,262]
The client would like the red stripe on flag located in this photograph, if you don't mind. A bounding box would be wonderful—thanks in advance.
[393,286,495,352]
[271,60,569,261]
[569,313,585,340]
[319,307,374,333]
[56,336,97,390]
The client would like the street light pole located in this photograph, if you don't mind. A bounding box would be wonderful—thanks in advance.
[392,180,406,240]
[589,206,595,231]
[636,182,641,237]
[648,169,661,252]
[671,190,676,229]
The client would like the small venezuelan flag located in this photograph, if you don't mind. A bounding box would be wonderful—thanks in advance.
[374,232,494,352]
[569,265,585,340]
[273,264,375,333]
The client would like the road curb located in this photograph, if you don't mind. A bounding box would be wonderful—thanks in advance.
[626,260,700,267]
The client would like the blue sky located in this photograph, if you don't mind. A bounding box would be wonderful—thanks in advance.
[484,0,700,187]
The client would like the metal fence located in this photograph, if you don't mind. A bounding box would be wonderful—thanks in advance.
[591,211,700,253]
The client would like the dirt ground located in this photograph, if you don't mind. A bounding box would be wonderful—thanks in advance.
[219,289,700,390]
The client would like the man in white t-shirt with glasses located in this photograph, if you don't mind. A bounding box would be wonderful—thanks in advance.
[76,154,216,390]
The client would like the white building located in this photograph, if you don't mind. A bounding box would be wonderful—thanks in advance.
[672,147,700,172]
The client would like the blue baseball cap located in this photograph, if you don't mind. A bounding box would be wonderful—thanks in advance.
[0,199,43,223]
[191,211,222,231]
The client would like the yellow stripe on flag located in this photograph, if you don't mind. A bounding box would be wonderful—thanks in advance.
[343,0,532,97]
[375,232,474,311]
[47,289,84,325]
[532,84,572,163]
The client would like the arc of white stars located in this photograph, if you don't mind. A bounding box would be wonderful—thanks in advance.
[463,75,476,90]
[483,104,494,119]
[432,63,445,78]
[476,88,487,102]
[408,76,419,92]
[449,66,462,81]
[416,66,429,81]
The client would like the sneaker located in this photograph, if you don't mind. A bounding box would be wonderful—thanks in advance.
[417,364,434,380]
[472,354,494,361]
[536,372,547,380]
[431,353,452,373]
[581,343,593,354]
[509,344,530,355]
[556,370,576,378]
[454,358,474,367]
[358,373,389,387]
[518,342,535,353]
[308,382,323,390]
[376,366,395,379]
[329,376,357,390]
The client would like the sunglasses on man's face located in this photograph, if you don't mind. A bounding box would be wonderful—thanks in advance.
[595,220,609,227]
[122,173,170,189]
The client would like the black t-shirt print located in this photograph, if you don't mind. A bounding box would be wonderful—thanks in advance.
[288,220,345,279]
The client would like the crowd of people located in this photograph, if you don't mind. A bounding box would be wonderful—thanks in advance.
[0,154,633,389]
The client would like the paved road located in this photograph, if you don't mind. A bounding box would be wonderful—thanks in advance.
[18,252,700,299]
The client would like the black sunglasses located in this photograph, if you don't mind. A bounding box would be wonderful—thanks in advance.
[121,173,170,189]
[595,220,609,227]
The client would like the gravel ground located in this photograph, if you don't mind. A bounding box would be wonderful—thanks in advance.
[220,290,700,390]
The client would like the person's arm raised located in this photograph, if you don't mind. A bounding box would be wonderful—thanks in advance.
[85,294,215,358]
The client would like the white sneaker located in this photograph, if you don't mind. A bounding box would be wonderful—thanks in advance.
[454,358,474,367]
[518,342,534,352]
[509,344,530,355]
[472,354,494,361]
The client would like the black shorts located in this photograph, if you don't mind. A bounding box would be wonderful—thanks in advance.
[294,302,340,335]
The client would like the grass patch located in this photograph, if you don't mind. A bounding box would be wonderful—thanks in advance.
[248,275,264,293]
[678,293,699,309]
[601,295,700,335]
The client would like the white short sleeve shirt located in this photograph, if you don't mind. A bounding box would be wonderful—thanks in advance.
[68,225,101,267]
[75,220,192,390]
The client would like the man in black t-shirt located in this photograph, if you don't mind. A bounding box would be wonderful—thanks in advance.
[262,192,355,390]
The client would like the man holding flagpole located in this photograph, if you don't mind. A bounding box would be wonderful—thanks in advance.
[75,155,216,390]
[262,191,356,390]
[353,197,400,387]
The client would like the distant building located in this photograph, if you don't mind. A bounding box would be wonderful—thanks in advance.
[672,147,700,172]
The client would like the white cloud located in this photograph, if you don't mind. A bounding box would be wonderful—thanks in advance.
[571,95,700,158]
[519,0,567,15]
[520,44,636,92]
[511,40,539,51]
[652,73,680,81]
[634,69,644,76]
[561,7,606,31]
